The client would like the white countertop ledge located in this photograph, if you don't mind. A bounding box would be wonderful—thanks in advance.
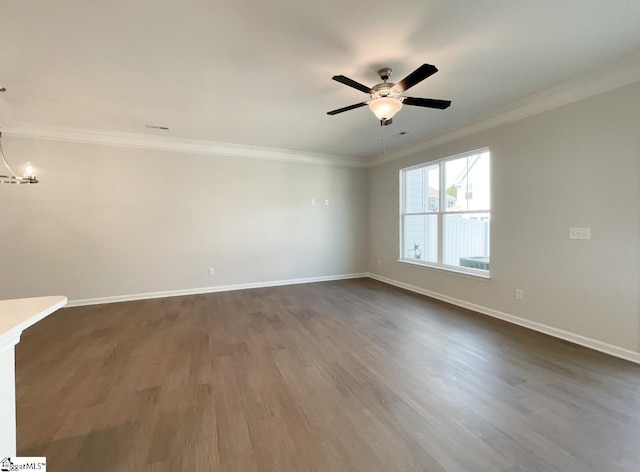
[0,296,67,353]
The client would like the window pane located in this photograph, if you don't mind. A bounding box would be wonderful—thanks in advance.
[443,213,490,270]
[444,152,490,212]
[404,215,437,263]
[465,151,491,211]
[404,164,439,213]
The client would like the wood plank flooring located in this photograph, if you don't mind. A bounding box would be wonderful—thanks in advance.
[16,278,640,471]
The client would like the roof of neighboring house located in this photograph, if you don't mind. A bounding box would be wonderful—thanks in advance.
[428,187,456,201]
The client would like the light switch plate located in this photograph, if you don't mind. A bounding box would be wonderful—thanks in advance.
[569,227,590,240]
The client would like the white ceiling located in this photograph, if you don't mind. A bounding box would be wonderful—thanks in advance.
[2,0,640,159]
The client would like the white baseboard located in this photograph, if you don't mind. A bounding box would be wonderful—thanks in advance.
[64,271,640,365]
[367,273,640,365]
[65,273,368,308]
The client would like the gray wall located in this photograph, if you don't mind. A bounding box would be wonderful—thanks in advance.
[369,81,640,352]
[0,139,369,301]
[2,81,639,355]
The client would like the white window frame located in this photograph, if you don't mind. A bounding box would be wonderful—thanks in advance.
[399,147,491,278]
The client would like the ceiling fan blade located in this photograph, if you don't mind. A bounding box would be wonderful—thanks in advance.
[402,97,451,109]
[327,102,368,115]
[332,75,372,94]
[394,64,438,93]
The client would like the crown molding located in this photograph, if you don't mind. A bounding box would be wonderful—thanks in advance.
[370,53,640,166]
[1,122,369,168]
[4,54,640,169]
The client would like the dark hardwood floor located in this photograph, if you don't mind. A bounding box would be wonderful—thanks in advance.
[16,278,640,471]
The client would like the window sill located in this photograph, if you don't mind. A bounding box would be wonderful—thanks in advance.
[396,259,492,280]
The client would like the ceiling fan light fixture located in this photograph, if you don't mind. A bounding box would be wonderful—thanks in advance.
[327,64,450,123]
[369,97,403,121]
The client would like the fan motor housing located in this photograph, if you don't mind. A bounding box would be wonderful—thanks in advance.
[371,82,397,98]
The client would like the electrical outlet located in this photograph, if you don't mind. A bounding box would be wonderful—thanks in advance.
[515,288,524,300]
[311,199,316,205]
[325,199,329,206]
[208,268,215,276]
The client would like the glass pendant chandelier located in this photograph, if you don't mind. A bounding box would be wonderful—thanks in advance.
[0,131,38,184]
[0,85,38,184]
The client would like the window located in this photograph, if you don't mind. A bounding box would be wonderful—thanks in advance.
[400,148,490,275]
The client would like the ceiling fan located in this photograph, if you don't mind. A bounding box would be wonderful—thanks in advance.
[327,63,451,126]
